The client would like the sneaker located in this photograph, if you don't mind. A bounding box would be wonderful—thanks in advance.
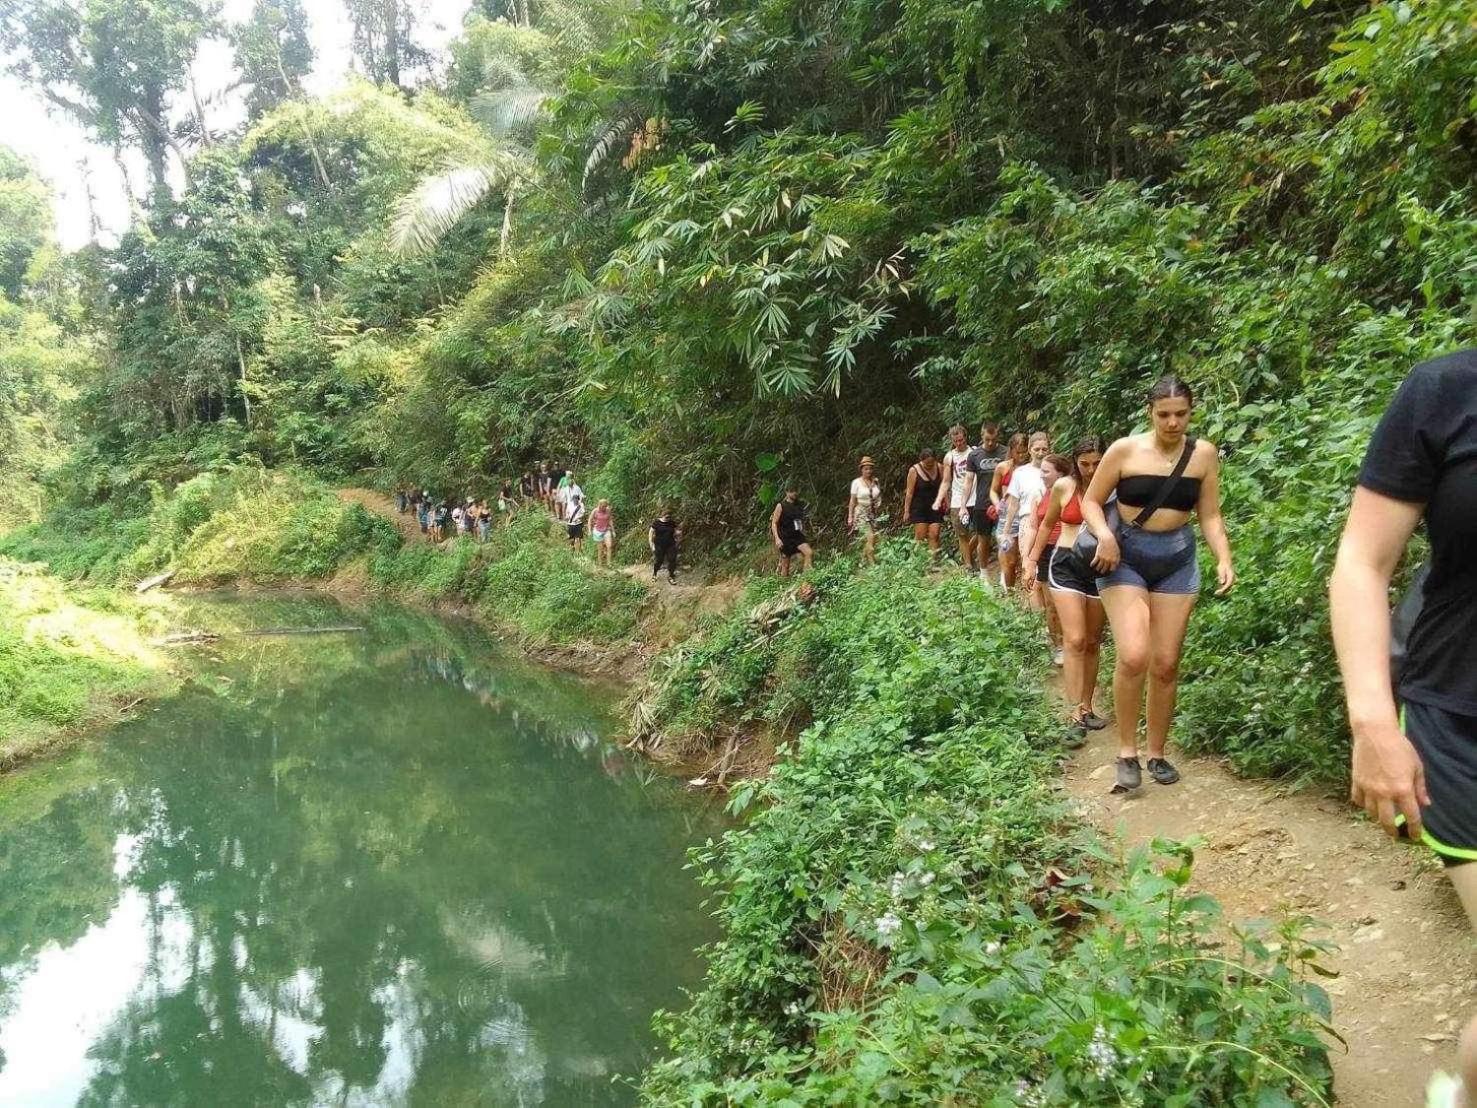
[1114,757,1142,791]
[1064,721,1088,749]
[1426,1072,1461,1108]
[1081,711,1109,731]
[1146,757,1181,785]
[1052,647,1064,667]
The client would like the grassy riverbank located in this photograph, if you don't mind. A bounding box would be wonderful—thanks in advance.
[639,551,1335,1104]
[0,470,652,658]
[0,560,178,773]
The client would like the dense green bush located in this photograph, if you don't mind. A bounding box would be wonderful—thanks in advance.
[641,552,1334,1104]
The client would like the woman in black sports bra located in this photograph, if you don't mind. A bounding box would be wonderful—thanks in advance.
[904,447,944,558]
[1080,375,1235,792]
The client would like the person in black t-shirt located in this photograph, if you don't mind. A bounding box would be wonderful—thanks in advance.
[771,487,813,576]
[963,421,1008,579]
[1331,349,1477,1107]
[649,511,681,583]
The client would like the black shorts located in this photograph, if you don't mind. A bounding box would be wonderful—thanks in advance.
[1047,547,1099,598]
[567,523,585,540]
[970,507,996,537]
[780,535,808,557]
[1403,698,1477,865]
[1036,553,1051,584]
[908,504,942,525]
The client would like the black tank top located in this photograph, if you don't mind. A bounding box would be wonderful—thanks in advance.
[778,499,808,535]
[912,465,941,507]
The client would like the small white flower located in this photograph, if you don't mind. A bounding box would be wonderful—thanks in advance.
[984,941,1002,956]
[784,1001,802,1016]
[917,838,935,851]
[919,871,935,887]
[1086,1024,1120,1080]
[888,872,907,898]
[875,912,902,938]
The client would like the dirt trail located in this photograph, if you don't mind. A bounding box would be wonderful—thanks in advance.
[337,488,427,544]
[1062,716,1476,1106]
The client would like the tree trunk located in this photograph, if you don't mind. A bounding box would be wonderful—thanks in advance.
[385,0,401,87]
[278,51,332,189]
[499,189,516,257]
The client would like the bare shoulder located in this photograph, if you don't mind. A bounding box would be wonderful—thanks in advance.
[1193,437,1220,469]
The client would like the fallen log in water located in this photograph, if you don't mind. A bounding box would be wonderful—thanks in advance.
[134,570,175,594]
[153,625,364,646]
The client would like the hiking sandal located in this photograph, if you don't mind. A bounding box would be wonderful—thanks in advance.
[1146,757,1181,786]
[1081,711,1109,731]
[1064,720,1089,749]
[1114,757,1142,791]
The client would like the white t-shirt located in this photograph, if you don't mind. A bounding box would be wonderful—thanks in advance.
[1007,464,1047,515]
[944,448,972,509]
[564,485,585,524]
[850,478,879,511]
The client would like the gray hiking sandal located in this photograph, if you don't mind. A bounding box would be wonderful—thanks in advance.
[1081,711,1109,731]
[1064,720,1089,749]
[1115,757,1142,790]
[1146,757,1181,785]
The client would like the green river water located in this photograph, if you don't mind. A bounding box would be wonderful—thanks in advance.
[0,594,722,1106]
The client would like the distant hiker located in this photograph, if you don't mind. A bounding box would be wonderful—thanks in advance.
[452,501,466,535]
[934,425,977,572]
[1025,437,1109,745]
[1019,452,1066,666]
[564,484,586,549]
[499,483,513,514]
[963,421,1008,581]
[477,500,492,541]
[903,447,943,559]
[537,462,552,507]
[395,487,408,514]
[433,501,451,543]
[1329,349,1477,1108]
[519,472,534,500]
[591,499,615,565]
[1001,432,1049,591]
[772,487,813,577]
[991,434,1030,588]
[1082,376,1233,792]
[554,469,573,518]
[847,456,882,566]
[650,510,680,583]
[417,495,430,535]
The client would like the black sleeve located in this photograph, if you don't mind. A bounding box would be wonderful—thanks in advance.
[1357,366,1444,503]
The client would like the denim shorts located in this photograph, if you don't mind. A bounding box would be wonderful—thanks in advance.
[1096,524,1200,595]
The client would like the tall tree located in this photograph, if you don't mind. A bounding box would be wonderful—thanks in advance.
[231,0,314,121]
[0,146,52,300]
[0,0,218,208]
[342,0,426,88]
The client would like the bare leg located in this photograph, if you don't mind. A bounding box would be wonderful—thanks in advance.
[1145,592,1197,759]
[1443,865,1477,1106]
[800,543,814,572]
[1082,599,1106,712]
[928,523,941,558]
[1001,546,1019,590]
[1053,588,1090,717]
[1044,587,1062,649]
[1099,585,1152,758]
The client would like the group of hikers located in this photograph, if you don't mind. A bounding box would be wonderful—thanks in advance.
[388,353,1477,1104]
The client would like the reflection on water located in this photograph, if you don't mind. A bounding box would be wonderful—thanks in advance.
[0,595,720,1106]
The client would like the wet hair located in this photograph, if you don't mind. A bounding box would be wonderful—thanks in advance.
[1028,430,1050,447]
[1043,453,1072,482]
[918,446,935,461]
[1148,375,1194,407]
[1006,432,1029,464]
[1071,435,1107,486]
[948,424,967,438]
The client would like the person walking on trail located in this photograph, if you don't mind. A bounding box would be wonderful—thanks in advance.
[991,434,1030,588]
[848,457,883,566]
[434,501,451,543]
[934,425,977,572]
[904,447,944,559]
[554,469,574,519]
[417,493,430,535]
[1019,452,1066,666]
[1026,436,1109,745]
[452,501,466,536]
[1001,432,1051,592]
[649,510,681,583]
[395,487,408,514]
[1328,350,1477,1108]
[591,499,616,565]
[563,482,586,549]
[963,421,1008,581]
[1081,376,1233,792]
[477,500,492,541]
[772,487,814,576]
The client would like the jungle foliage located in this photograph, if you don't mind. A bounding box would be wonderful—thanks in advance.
[640,553,1335,1104]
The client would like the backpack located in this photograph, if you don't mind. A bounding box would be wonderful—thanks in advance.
[1390,562,1430,690]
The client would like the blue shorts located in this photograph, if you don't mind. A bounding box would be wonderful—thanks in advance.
[1097,525,1200,595]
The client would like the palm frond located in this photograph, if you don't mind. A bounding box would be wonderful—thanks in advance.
[470,86,552,137]
[582,108,646,193]
[391,162,512,256]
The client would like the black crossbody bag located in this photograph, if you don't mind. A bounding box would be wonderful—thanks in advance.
[1073,437,1196,565]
